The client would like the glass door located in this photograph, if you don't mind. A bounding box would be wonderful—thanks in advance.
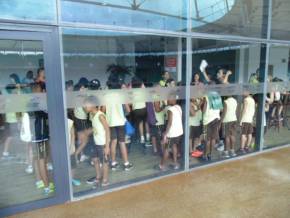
[0,30,70,216]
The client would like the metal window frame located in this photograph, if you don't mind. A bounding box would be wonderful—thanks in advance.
[0,27,70,217]
[2,0,290,216]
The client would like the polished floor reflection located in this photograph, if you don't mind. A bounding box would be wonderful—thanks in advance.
[11,146,290,218]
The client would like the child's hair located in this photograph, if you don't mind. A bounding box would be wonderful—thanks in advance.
[84,95,99,108]
[131,76,143,88]
[65,80,74,89]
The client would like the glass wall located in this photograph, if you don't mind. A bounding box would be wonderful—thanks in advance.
[264,44,290,148]
[189,39,265,166]
[0,39,55,208]
[61,0,187,31]
[62,28,186,196]
[0,0,56,23]
[271,0,290,40]
[191,0,267,38]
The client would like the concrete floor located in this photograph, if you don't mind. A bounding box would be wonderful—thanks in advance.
[11,146,290,218]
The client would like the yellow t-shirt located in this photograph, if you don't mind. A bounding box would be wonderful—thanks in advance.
[132,102,146,110]
[203,96,220,125]
[222,97,237,123]
[189,108,202,127]
[154,102,165,126]
[6,113,18,123]
[106,104,126,127]
[74,107,87,120]
[240,96,256,124]
[91,111,106,146]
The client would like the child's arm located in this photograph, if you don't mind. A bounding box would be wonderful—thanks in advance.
[99,114,111,157]
[221,102,227,121]
[163,110,173,142]
[190,102,196,116]
[124,104,131,113]
[240,98,248,123]
[71,124,76,151]
[223,70,232,84]
[201,69,211,83]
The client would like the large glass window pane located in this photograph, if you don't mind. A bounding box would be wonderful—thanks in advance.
[61,0,187,31]
[264,44,290,148]
[271,0,290,40]
[189,39,265,166]
[0,40,55,208]
[62,28,186,196]
[0,0,56,22]
[191,0,268,38]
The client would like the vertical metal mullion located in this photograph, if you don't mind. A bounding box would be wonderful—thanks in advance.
[43,27,71,202]
[184,0,192,171]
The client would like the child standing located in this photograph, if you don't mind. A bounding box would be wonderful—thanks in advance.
[159,98,183,170]
[151,100,165,155]
[189,98,203,158]
[84,96,110,187]
[221,96,238,158]
[240,92,256,153]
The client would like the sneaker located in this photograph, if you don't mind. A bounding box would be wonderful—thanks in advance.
[44,187,54,195]
[191,150,203,158]
[86,177,97,185]
[25,165,33,174]
[145,143,152,147]
[239,148,247,154]
[72,179,81,186]
[102,181,110,187]
[172,164,180,170]
[111,162,119,171]
[196,144,205,151]
[35,180,45,189]
[230,149,237,157]
[146,134,151,142]
[80,154,88,162]
[47,163,53,171]
[222,150,230,158]
[140,137,145,144]
[124,162,133,171]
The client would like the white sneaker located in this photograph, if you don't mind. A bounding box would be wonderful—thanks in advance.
[80,155,88,162]
[47,163,53,171]
[25,165,34,174]
[140,136,145,144]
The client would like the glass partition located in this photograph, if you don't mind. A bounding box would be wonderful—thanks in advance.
[61,0,187,31]
[191,0,268,38]
[0,0,56,23]
[271,0,290,40]
[62,28,186,196]
[189,39,265,166]
[0,39,55,208]
[264,44,290,148]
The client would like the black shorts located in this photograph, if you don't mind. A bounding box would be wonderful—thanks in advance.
[166,136,182,148]
[241,123,253,135]
[74,118,91,132]
[34,141,49,160]
[222,121,237,137]
[133,108,147,124]
[190,126,202,139]
[70,154,77,169]
[91,145,109,164]
[150,125,164,138]
[204,119,220,141]
[4,123,19,136]
[110,125,125,143]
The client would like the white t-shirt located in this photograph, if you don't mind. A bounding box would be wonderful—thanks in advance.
[154,102,165,126]
[166,105,183,138]
[132,102,146,110]
[74,107,87,120]
[240,96,256,124]
[203,96,220,125]
[189,103,202,127]
[106,104,126,127]
[222,97,237,123]
[67,118,76,155]
[91,111,106,146]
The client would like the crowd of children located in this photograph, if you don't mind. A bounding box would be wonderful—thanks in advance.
[0,62,261,192]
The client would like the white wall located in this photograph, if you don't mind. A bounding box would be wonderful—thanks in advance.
[269,47,289,81]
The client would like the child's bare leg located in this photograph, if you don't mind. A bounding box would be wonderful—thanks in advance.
[110,139,117,163]
[230,135,236,150]
[241,134,247,149]
[160,147,169,167]
[189,138,193,154]
[225,136,230,151]
[152,136,158,153]
[172,144,178,165]
[3,136,12,154]
[119,142,129,163]
[102,162,109,183]
[38,158,49,187]
[246,134,252,147]
[93,158,101,180]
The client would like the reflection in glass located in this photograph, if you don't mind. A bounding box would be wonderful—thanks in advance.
[264,45,290,148]
[0,0,56,22]
[0,40,55,209]
[61,0,187,31]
